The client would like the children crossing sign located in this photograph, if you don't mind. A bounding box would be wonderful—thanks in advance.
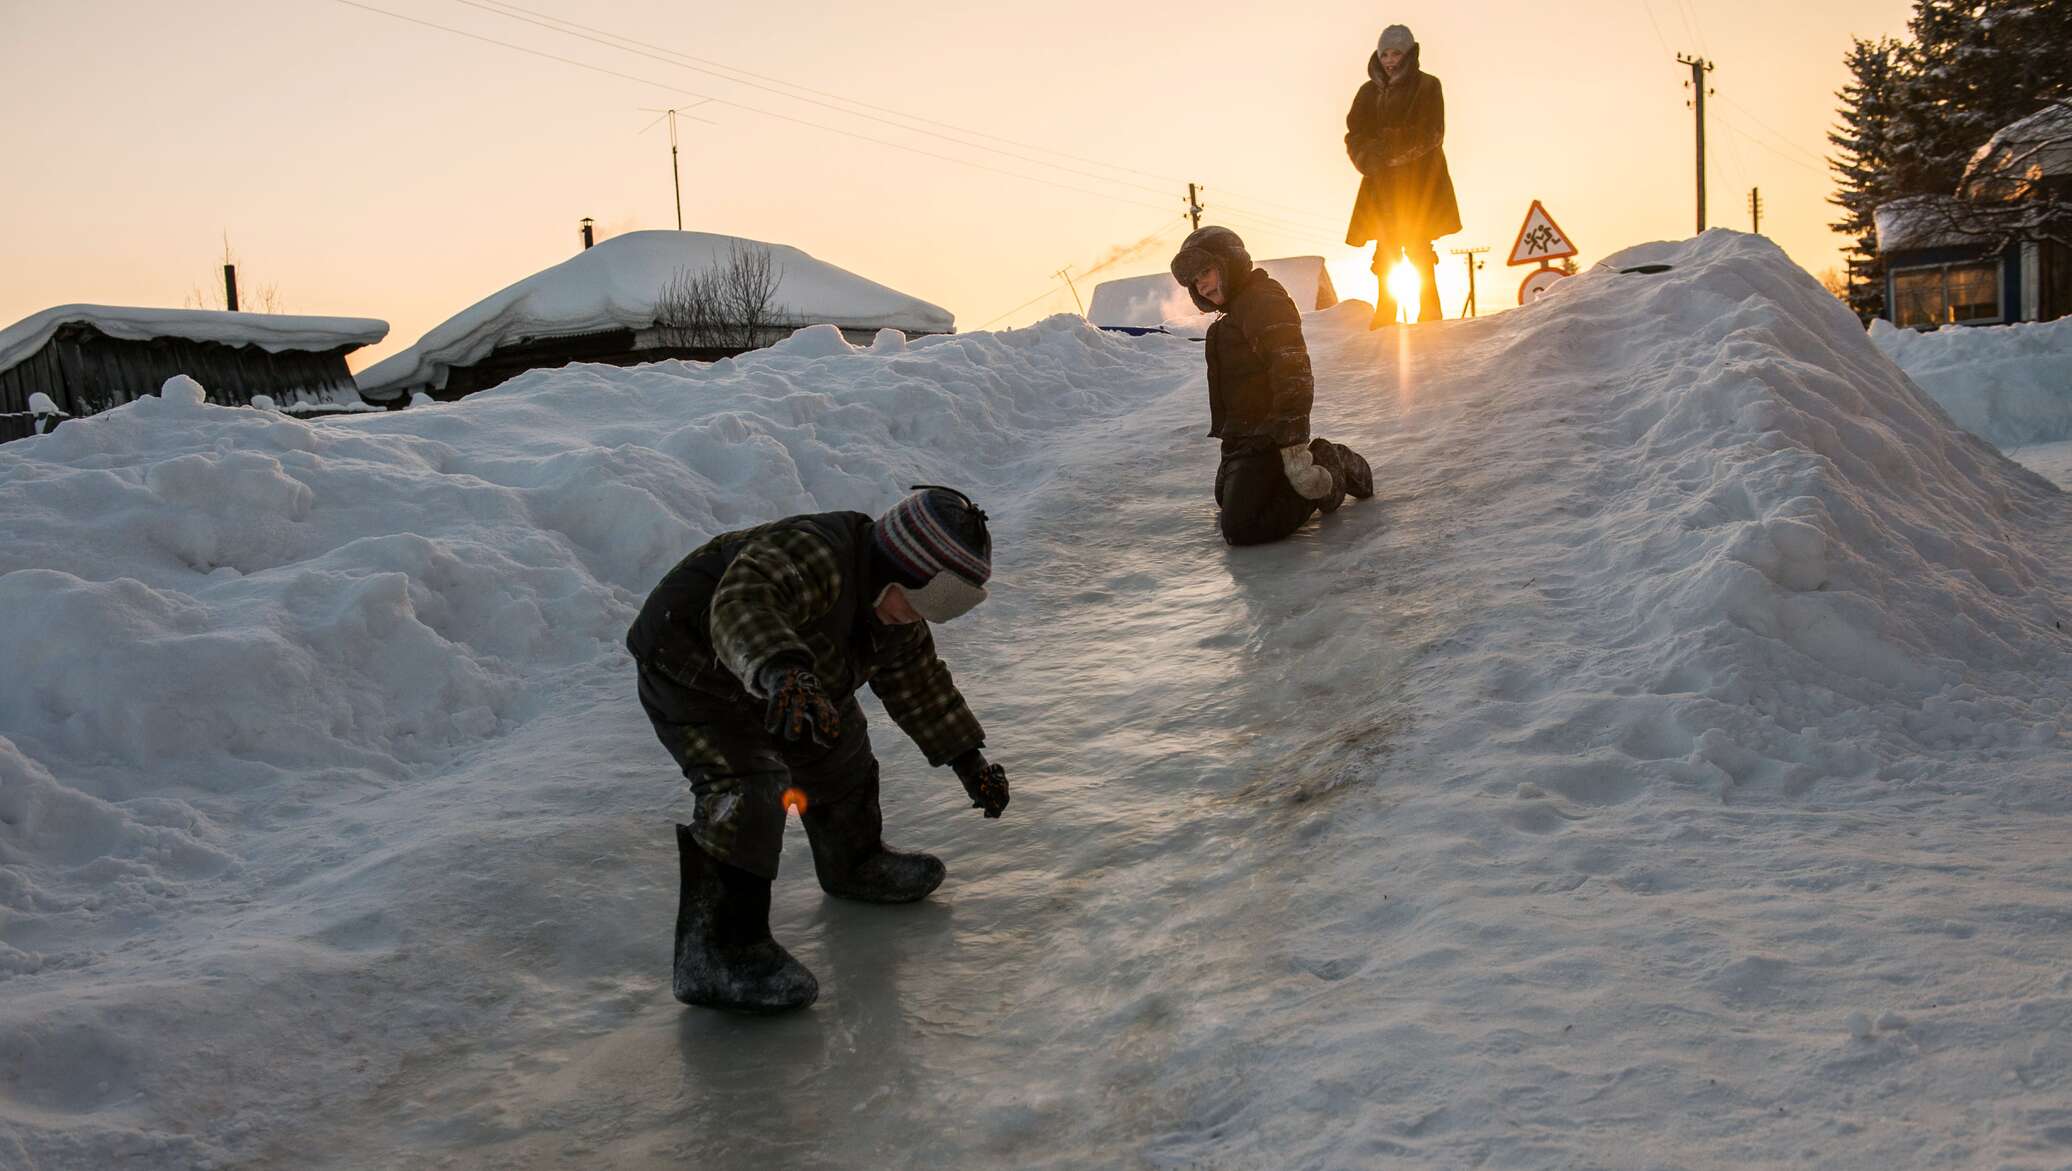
[1508,201,1577,267]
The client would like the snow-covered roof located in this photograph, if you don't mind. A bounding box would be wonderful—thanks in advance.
[355,230,955,398]
[1881,192,2022,251]
[1087,256,1339,330]
[0,305,388,379]
[1964,100,2072,200]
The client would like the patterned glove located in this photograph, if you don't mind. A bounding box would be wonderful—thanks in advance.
[951,749,1010,819]
[1280,444,1337,500]
[757,661,842,746]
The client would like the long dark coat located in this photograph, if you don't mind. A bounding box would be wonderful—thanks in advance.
[1344,45,1462,248]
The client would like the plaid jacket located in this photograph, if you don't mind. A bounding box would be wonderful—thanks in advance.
[631,515,985,767]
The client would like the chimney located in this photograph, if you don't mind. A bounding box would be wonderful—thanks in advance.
[579,218,595,250]
[223,263,240,312]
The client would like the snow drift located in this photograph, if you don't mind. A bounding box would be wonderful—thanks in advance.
[1872,314,2072,450]
[2,231,2068,1170]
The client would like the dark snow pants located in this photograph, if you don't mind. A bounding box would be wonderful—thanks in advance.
[1215,437,1361,547]
[637,660,886,882]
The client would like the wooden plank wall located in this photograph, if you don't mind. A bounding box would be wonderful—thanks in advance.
[0,323,365,434]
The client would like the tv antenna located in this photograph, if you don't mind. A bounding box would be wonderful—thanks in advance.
[638,101,719,230]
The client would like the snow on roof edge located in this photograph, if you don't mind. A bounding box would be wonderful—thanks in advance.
[356,231,955,398]
[0,305,388,379]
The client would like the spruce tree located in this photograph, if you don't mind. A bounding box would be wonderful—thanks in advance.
[1887,0,1979,195]
[1830,37,1902,321]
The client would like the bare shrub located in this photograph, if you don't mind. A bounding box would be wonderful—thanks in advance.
[653,243,788,350]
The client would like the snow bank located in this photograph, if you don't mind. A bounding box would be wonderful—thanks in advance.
[355,230,955,399]
[0,313,1198,1166]
[1871,314,2072,448]
[0,305,387,377]
[4,228,2069,1169]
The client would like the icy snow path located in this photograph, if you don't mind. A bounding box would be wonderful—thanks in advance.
[299,241,2070,1170]
[2010,439,2072,490]
[6,234,2072,1169]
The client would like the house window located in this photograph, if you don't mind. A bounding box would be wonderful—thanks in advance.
[1892,260,2003,328]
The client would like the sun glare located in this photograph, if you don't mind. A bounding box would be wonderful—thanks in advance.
[1386,256,1422,325]
[781,787,808,816]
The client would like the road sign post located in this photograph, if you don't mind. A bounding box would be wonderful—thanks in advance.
[1508,200,1579,305]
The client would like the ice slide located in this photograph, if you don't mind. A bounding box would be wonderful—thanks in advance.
[3,232,2071,1169]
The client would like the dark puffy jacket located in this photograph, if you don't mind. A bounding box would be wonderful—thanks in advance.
[1206,269,1314,451]
[1344,44,1462,247]
[625,510,983,764]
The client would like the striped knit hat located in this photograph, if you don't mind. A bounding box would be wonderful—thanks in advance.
[872,486,992,620]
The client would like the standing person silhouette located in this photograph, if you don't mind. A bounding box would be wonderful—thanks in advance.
[1345,23,1461,328]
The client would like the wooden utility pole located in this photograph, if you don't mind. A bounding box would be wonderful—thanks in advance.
[1449,246,1490,317]
[1056,266,1086,316]
[1679,54,1715,235]
[1748,187,1763,235]
[1186,183,1204,231]
[666,109,683,230]
[639,103,715,231]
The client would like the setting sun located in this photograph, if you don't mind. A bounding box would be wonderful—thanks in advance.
[1386,255,1424,325]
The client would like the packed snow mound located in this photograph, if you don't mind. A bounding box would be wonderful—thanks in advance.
[354,230,955,398]
[0,304,388,378]
[0,310,1189,916]
[1428,231,2066,790]
[3,228,2068,1169]
[763,322,861,358]
[1870,314,2072,449]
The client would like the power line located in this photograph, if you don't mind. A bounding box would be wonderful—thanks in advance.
[1672,0,1710,56]
[454,0,1348,234]
[1715,93,1830,167]
[975,284,1072,330]
[1715,71,1754,198]
[1079,216,1193,281]
[1636,0,1674,55]
[1720,116,1831,177]
[975,215,1189,329]
[463,0,1190,189]
[332,1,1364,327]
[1205,202,1338,240]
[446,0,1191,203]
[329,0,1181,217]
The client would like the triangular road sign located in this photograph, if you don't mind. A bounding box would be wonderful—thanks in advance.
[1508,200,1578,266]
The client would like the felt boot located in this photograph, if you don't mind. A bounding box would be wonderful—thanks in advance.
[802,777,945,904]
[672,824,818,1013]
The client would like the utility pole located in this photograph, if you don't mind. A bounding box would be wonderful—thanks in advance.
[1186,183,1205,231]
[1748,187,1763,235]
[1678,54,1715,235]
[665,108,683,230]
[1449,246,1490,318]
[639,103,715,231]
[1055,266,1086,316]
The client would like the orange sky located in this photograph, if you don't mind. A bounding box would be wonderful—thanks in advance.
[0,0,1915,369]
